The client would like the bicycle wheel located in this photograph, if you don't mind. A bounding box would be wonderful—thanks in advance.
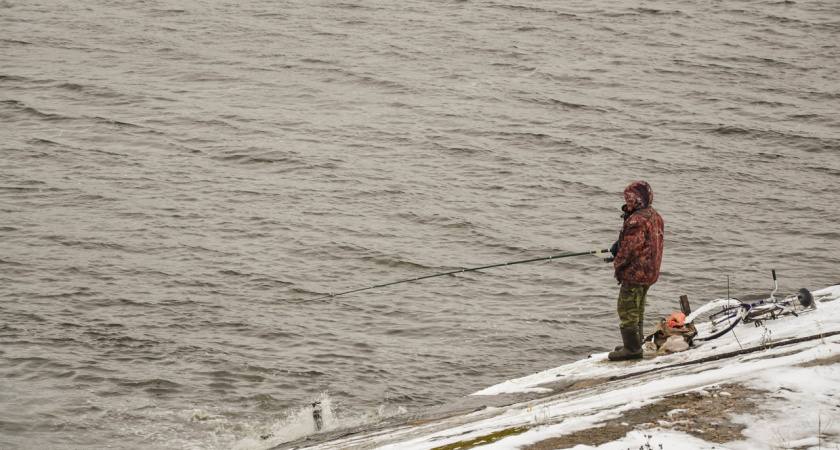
[686,299,749,341]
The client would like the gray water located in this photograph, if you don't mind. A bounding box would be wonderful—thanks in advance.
[2,0,839,448]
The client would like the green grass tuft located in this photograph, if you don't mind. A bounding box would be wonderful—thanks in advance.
[430,426,530,450]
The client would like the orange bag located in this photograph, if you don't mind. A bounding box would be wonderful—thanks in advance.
[667,312,686,328]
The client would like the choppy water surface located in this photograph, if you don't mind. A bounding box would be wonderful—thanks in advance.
[2,0,838,448]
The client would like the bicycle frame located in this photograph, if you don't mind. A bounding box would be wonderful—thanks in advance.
[743,270,814,325]
[686,271,814,342]
[743,289,813,325]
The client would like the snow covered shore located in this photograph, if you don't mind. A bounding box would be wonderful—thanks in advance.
[270,285,840,450]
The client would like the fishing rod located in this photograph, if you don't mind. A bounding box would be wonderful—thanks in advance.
[299,248,610,303]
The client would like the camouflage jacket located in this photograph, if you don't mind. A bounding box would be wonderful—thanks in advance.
[613,181,665,286]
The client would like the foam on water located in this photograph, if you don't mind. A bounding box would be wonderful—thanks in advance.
[233,395,337,450]
[231,393,408,450]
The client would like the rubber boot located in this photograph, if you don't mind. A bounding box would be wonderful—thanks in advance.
[616,323,644,351]
[608,327,643,361]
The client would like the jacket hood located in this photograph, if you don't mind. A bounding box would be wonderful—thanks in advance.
[623,181,654,211]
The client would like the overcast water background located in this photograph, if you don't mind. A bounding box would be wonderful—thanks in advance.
[2,0,839,448]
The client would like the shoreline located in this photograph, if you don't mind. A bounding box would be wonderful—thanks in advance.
[264,285,840,450]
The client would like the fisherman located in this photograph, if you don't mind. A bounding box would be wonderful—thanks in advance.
[608,181,665,361]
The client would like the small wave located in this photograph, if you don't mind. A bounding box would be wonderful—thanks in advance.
[213,151,304,167]
[0,99,70,122]
[148,8,188,16]
[93,116,142,128]
[44,236,127,252]
[706,126,839,152]
[56,82,84,91]
[236,393,281,410]
[0,75,30,83]
[489,3,576,18]
[258,331,301,341]
[0,38,31,45]
[28,137,64,147]
[120,378,181,390]
[253,13,289,19]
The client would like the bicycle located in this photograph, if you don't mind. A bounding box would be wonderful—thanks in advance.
[684,270,815,342]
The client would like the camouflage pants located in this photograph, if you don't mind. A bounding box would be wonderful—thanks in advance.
[617,285,649,330]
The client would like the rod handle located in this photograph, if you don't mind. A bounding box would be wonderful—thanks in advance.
[772,269,776,281]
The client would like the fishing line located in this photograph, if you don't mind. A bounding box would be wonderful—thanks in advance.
[298,248,610,303]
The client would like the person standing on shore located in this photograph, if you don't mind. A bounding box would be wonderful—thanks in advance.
[608,181,665,361]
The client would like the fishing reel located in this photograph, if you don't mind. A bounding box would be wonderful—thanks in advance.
[603,241,618,263]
